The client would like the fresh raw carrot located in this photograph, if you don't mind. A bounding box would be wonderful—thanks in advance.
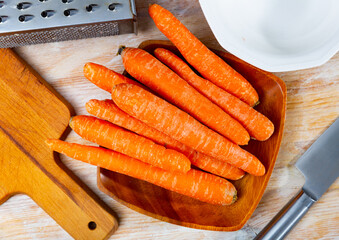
[119,47,250,145]
[86,99,174,147]
[111,83,265,176]
[83,62,140,92]
[86,99,245,180]
[69,115,191,173]
[46,139,237,205]
[154,48,274,141]
[189,152,245,180]
[149,4,259,106]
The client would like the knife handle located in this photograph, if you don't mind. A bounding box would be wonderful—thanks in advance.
[254,189,315,240]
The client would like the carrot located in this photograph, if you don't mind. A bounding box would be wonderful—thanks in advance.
[111,83,265,176]
[46,139,237,205]
[188,152,245,180]
[83,62,139,92]
[69,115,191,173]
[154,48,274,141]
[86,99,245,180]
[189,152,245,180]
[86,99,175,147]
[119,46,250,145]
[148,4,259,106]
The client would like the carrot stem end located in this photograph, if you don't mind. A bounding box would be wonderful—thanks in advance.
[117,45,126,56]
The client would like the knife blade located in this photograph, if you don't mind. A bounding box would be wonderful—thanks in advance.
[255,118,339,240]
[296,118,339,200]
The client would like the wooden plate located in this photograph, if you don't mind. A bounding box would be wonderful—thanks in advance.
[97,40,287,231]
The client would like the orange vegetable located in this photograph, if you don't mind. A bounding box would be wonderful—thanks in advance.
[189,152,245,180]
[111,83,265,176]
[69,115,190,173]
[119,47,250,145]
[83,62,140,92]
[46,139,237,205]
[154,48,274,141]
[149,4,259,106]
[86,99,245,180]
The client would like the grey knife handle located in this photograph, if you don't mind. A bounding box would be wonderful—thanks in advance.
[254,189,315,240]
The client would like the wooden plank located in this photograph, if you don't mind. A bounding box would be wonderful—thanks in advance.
[0,49,117,240]
[1,0,338,239]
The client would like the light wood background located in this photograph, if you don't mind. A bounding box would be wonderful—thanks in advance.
[0,0,338,239]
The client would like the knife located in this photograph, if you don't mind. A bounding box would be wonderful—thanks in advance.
[255,118,339,240]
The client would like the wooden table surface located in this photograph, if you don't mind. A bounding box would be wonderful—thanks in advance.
[0,0,338,239]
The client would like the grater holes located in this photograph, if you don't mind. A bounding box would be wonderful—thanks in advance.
[62,0,74,3]
[86,5,92,12]
[18,15,33,22]
[39,0,48,2]
[64,9,77,17]
[41,10,55,18]
[86,4,98,12]
[108,4,116,11]
[0,0,134,40]
[18,15,25,22]
[0,1,5,8]
[108,3,121,11]
[17,2,32,10]
[0,15,8,23]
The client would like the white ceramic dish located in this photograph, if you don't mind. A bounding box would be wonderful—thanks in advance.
[199,0,339,72]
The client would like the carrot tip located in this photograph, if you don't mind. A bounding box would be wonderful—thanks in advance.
[117,45,126,56]
[111,84,118,92]
[253,100,260,107]
[232,191,238,204]
[234,173,246,181]
[45,139,56,148]
[69,116,74,129]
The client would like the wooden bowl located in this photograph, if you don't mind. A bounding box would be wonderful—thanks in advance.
[97,40,287,231]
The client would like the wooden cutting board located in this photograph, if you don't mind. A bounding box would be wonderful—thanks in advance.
[0,49,118,240]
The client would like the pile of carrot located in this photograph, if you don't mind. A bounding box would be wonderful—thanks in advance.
[47,4,275,206]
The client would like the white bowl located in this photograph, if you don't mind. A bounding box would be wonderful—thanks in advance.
[199,0,339,72]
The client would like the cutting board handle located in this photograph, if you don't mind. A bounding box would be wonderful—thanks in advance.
[23,153,118,240]
[0,48,118,239]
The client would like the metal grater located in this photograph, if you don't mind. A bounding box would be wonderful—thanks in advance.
[0,0,137,48]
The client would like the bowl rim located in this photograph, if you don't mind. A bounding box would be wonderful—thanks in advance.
[199,0,339,72]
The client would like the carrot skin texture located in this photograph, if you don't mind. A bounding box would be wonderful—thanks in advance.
[46,139,237,205]
[149,4,259,106]
[86,99,245,180]
[154,48,274,141]
[189,151,245,180]
[120,47,250,145]
[69,115,191,173]
[83,62,140,92]
[111,84,265,176]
